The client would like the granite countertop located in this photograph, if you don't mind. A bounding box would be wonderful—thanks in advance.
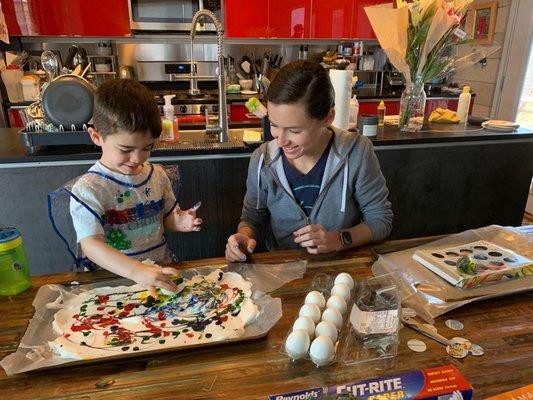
[1,123,532,165]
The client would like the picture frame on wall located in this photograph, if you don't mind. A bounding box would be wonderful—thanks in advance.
[468,1,498,44]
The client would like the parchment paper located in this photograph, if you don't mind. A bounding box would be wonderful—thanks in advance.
[1,261,306,375]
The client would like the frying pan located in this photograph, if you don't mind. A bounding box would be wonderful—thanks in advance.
[41,74,95,129]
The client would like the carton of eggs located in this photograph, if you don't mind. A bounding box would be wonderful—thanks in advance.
[283,271,356,366]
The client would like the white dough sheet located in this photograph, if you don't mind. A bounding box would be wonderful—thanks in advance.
[1,261,306,375]
[372,225,533,323]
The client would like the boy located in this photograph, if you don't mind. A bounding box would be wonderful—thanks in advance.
[70,79,202,296]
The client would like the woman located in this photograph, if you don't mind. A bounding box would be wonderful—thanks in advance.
[226,60,392,262]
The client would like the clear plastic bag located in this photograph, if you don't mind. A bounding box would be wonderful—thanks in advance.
[338,273,400,366]
[372,225,533,323]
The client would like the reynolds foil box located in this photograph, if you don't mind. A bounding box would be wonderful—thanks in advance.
[268,365,473,400]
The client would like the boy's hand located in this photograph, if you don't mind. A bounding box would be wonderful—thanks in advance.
[171,202,203,232]
[225,233,257,262]
[293,224,343,254]
[130,263,180,298]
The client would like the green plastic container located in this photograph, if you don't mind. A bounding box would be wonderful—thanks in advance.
[0,227,31,296]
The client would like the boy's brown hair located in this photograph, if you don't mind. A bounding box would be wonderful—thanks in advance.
[92,79,161,138]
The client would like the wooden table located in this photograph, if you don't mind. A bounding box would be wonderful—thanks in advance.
[1,240,532,399]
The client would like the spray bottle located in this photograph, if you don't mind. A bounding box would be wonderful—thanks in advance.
[162,94,178,141]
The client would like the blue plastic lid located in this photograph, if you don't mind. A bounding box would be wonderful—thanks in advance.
[0,227,20,243]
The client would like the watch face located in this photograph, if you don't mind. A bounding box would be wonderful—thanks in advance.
[340,230,352,246]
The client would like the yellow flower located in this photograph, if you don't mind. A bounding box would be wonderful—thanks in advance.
[396,0,409,8]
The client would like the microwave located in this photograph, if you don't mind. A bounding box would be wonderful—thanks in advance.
[128,0,221,31]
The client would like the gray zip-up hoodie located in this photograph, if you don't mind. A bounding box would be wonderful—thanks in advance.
[238,127,393,250]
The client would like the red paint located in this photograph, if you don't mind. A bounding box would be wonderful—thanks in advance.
[219,284,229,290]
[157,311,165,321]
[220,315,228,322]
[186,332,194,338]
[97,295,110,305]
[124,303,135,312]
[96,306,105,311]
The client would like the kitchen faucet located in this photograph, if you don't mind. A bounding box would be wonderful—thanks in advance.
[190,9,228,143]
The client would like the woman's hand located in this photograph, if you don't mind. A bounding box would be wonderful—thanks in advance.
[168,202,203,232]
[225,233,257,262]
[129,263,180,298]
[293,224,342,254]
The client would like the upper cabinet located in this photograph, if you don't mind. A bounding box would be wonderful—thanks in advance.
[310,0,353,39]
[2,0,131,37]
[67,0,131,37]
[225,0,391,39]
[351,0,390,39]
[268,0,311,39]
[224,0,268,38]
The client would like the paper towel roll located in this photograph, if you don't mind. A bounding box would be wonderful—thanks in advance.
[329,69,353,130]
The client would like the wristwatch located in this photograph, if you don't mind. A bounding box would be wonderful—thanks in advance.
[339,230,353,248]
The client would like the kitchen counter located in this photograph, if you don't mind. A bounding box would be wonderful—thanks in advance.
[1,239,532,399]
[1,124,532,164]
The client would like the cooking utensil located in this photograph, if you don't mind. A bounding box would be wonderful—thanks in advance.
[81,63,91,78]
[41,51,58,82]
[72,65,82,76]
[63,45,79,71]
[41,74,95,129]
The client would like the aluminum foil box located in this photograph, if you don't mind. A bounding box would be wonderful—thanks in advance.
[268,365,473,400]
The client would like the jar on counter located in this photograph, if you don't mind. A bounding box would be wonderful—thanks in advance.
[0,227,31,296]
[358,115,378,137]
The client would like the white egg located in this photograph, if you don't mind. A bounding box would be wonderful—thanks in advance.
[299,303,321,324]
[326,294,347,315]
[293,316,315,339]
[304,290,326,309]
[321,307,343,330]
[315,320,338,343]
[331,283,351,303]
[334,272,355,290]
[309,335,335,366]
[285,329,310,360]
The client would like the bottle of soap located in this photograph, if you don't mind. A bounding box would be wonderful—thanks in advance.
[377,100,386,126]
[457,85,471,123]
[162,94,178,141]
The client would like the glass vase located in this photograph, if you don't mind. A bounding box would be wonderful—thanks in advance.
[399,82,426,132]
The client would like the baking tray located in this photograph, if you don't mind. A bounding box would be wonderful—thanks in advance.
[1,261,306,375]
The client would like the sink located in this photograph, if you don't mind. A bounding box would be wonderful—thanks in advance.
[153,128,263,151]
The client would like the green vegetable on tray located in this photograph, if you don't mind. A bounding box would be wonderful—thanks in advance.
[457,256,477,275]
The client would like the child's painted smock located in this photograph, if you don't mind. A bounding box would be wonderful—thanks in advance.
[70,161,177,263]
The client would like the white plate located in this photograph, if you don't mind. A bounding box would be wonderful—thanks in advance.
[240,90,258,95]
[482,120,519,132]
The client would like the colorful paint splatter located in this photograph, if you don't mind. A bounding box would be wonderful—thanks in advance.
[51,270,259,360]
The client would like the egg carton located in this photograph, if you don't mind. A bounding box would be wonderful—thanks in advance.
[281,271,357,367]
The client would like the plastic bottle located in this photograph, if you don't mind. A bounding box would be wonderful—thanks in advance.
[348,94,359,130]
[377,100,386,126]
[457,85,471,123]
[162,94,178,141]
[0,227,31,296]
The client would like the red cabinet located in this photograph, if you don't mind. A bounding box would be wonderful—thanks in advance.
[359,100,400,116]
[1,0,130,37]
[268,0,311,38]
[352,0,390,39]
[1,0,22,35]
[28,0,70,36]
[67,0,131,37]
[224,0,268,38]
[311,0,353,39]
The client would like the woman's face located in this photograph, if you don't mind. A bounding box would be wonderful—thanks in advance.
[267,101,334,160]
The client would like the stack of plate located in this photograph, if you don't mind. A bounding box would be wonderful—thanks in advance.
[481,120,520,132]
